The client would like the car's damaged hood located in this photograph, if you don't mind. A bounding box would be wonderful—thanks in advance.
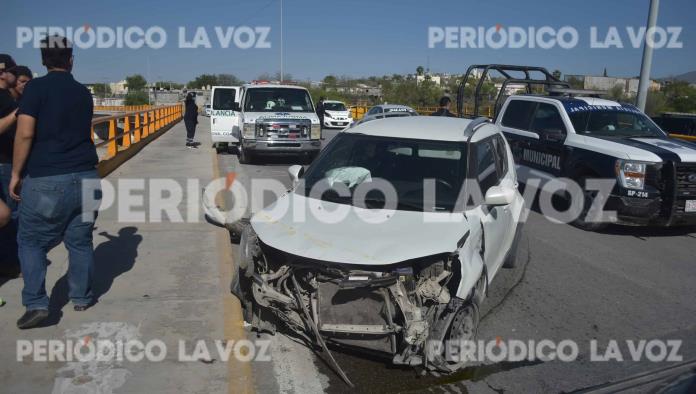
[250,192,470,265]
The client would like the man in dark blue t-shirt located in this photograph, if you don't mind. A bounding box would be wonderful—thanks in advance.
[9,36,102,329]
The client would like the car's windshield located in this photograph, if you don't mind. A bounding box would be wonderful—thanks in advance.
[324,102,346,111]
[569,109,666,138]
[244,88,314,112]
[298,134,467,212]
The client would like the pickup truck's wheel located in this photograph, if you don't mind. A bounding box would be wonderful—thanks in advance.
[238,145,253,164]
[215,143,228,154]
[572,176,608,231]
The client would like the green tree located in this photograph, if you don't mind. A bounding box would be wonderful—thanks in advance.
[416,66,424,76]
[607,84,627,102]
[216,74,243,86]
[273,71,293,82]
[322,75,337,87]
[187,74,218,89]
[124,91,149,105]
[566,76,584,89]
[125,74,147,91]
[92,83,111,98]
[644,91,668,116]
[552,70,562,80]
[662,81,696,113]
[154,81,184,90]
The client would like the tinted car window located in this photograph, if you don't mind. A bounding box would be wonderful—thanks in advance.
[324,102,347,111]
[212,88,236,110]
[531,103,567,134]
[493,135,508,179]
[475,140,499,193]
[571,110,664,137]
[501,100,537,130]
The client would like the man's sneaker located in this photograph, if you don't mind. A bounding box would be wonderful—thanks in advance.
[17,309,49,329]
[186,142,199,149]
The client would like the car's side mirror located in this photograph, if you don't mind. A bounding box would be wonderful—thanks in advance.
[288,165,304,186]
[485,184,515,206]
[541,128,565,143]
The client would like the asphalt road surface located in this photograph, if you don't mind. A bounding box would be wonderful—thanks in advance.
[213,124,696,393]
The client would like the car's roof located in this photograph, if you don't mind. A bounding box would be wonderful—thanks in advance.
[374,104,416,110]
[343,116,485,142]
[510,94,623,107]
[324,100,344,104]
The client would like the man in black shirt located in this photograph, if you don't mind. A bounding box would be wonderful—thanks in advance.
[430,96,457,117]
[10,36,101,329]
[316,96,325,129]
[0,54,20,275]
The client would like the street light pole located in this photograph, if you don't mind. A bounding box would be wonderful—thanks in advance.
[280,0,284,82]
[636,0,660,111]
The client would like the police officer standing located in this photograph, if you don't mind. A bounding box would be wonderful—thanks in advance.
[430,96,457,117]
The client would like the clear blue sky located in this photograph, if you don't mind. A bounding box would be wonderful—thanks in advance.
[4,0,695,84]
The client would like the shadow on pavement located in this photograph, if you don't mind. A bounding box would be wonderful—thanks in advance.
[520,183,696,238]
[41,226,143,327]
[596,224,696,238]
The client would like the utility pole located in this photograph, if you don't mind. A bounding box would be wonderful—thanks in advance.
[279,0,284,82]
[637,0,660,111]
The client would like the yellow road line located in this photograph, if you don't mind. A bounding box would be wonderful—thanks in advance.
[211,151,255,394]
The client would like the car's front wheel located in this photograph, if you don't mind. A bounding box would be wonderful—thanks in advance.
[571,176,608,231]
[215,143,228,154]
[238,145,253,164]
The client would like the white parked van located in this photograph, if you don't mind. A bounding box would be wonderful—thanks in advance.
[234,82,322,163]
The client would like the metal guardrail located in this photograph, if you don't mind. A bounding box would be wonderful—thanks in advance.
[92,103,183,160]
[671,133,696,142]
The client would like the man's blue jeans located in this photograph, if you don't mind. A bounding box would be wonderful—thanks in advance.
[18,170,101,310]
[0,162,18,264]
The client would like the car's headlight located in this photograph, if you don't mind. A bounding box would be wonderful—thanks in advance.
[615,160,647,190]
[243,123,255,139]
[311,123,321,139]
[324,112,332,118]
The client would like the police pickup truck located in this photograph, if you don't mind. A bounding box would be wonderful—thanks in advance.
[211,81,322,163]
[457,65,696,230]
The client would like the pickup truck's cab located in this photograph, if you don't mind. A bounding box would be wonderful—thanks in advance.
[234,82,322,164]
[496,95,696,228]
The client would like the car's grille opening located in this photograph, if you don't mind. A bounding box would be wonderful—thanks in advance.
[674,163,696,214]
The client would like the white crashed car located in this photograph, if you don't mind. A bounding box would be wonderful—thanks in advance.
[322,100,353,128]
[223,116,525,376]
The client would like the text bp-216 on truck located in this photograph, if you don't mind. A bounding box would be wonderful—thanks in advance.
[456,64,696,230]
